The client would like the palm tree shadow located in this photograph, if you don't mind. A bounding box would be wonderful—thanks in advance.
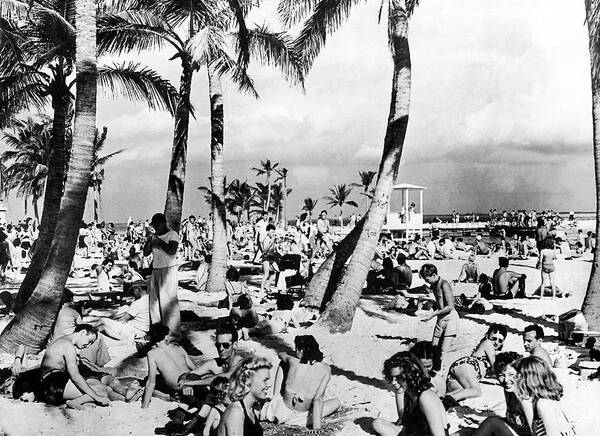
[354,416,378,435]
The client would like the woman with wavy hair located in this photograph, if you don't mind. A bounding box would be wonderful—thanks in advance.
[218,357,272,436]
[261,335,340,429]
[372,351,448,436]
[513,356,575,436]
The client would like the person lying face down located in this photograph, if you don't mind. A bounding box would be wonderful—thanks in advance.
[261,335,341,429]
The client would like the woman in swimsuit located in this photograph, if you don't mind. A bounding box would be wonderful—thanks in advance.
[513,356,575,436]
[218,357,272,436]
[536,238,557,299]
[261,335,340,429]
[474,352,531,436]
[372,351,448,436]
[446,324,507,403]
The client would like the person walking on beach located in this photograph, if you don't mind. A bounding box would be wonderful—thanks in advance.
[536,238,557,299]
[144,213,180,340]
[419,264,460,371]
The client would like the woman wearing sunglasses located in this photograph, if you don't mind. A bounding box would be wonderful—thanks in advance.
[373,351,448,436]
[445,324,508,404]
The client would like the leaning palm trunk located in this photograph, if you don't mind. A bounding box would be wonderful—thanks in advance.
[317,1,411,333]
[584,0,600,331]
[206,64,227,293]
[265,177,271,213]
[302,215,366,310]
[164,59,193,232]
[0,0,97,353]
[33,198,39,222]
[12,72,70,312]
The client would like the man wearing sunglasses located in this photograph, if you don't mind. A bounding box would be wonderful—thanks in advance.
[178,323,246,390]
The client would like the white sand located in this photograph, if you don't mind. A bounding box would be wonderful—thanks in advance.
[1,255,599,435]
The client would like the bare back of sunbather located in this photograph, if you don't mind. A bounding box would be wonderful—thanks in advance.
[283,360,330,412]
[149,345,191,389]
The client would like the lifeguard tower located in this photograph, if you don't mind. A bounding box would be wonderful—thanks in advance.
[383,183,426,241]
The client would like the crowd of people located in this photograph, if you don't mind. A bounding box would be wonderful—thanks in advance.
[0,206,590,436]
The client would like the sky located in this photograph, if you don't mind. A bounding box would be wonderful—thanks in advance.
[2,0,596,222]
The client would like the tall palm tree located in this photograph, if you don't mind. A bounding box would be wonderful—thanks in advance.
[276,167,289,229]
[0,0,178,312]
[270,183,292,225]
[251,182,270,215]
[251,159,279,213]
[0,0,98,352]
[1,116,52,221]
[324,184,358,224]
[88,126,125,222]
[98,0,248,232]
[284,0,418,332]
[584,0,600,332]
[302,197,318,223]
[351,170,376,214]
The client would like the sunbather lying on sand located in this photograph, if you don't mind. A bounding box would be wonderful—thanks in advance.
[445,324,507,404]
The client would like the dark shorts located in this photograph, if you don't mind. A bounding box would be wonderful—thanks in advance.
[40,369,70,405]
[78,365,107,382]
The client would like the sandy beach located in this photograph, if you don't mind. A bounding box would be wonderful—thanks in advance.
[1,253,598,436]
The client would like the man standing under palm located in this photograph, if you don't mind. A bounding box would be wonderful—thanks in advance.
[144,213,180,340]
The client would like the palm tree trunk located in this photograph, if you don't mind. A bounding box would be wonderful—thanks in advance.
[164,60,193,233]
[265,176,271,213]
[205,63,227,293]
[97,185,103,222]
[302,216,366,310]
[0,0,97,353]
[12,79,69,313]
[317,0,411,333]
[282,177,287,230]
[24,197,28,216]
[33,197,39,222]
[583,0,600,331]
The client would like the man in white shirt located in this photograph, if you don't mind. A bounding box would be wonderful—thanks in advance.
[100,286,150,341]
[143,213,180,339]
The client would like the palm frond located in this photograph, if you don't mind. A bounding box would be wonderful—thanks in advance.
[210,50,258,98]
[97,10,178,55]
[97,62,180,115]
[187,24,227,66]
[95,149,125,166]
[226,0,251,71]
[277,0,318,27]
[0,0,30,21]
[0,16,23,67]
[346,200,358,207]
[0,71,50,128]
[294,0,363,74]
[30,4,76,39]
[243,24,304,87]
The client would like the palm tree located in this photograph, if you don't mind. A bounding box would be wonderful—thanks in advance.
[98,0,248,232]
[0,0,98,353]
[226,179,253,223]
[302,197,318,223]
[270,183,292,225]
[284,0,419,332]
[324,184,358,225]
[584,0,600,332]
[1,117,52,221]
[88,126,125,222]
[0,0,178,312]
[251,159,279,213]
[251,182,270,215]
[351,170,376,214]
[276,167,289,229]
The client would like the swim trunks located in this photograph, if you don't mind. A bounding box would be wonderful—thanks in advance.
[39,369,70,405]
[433,309,460,340]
